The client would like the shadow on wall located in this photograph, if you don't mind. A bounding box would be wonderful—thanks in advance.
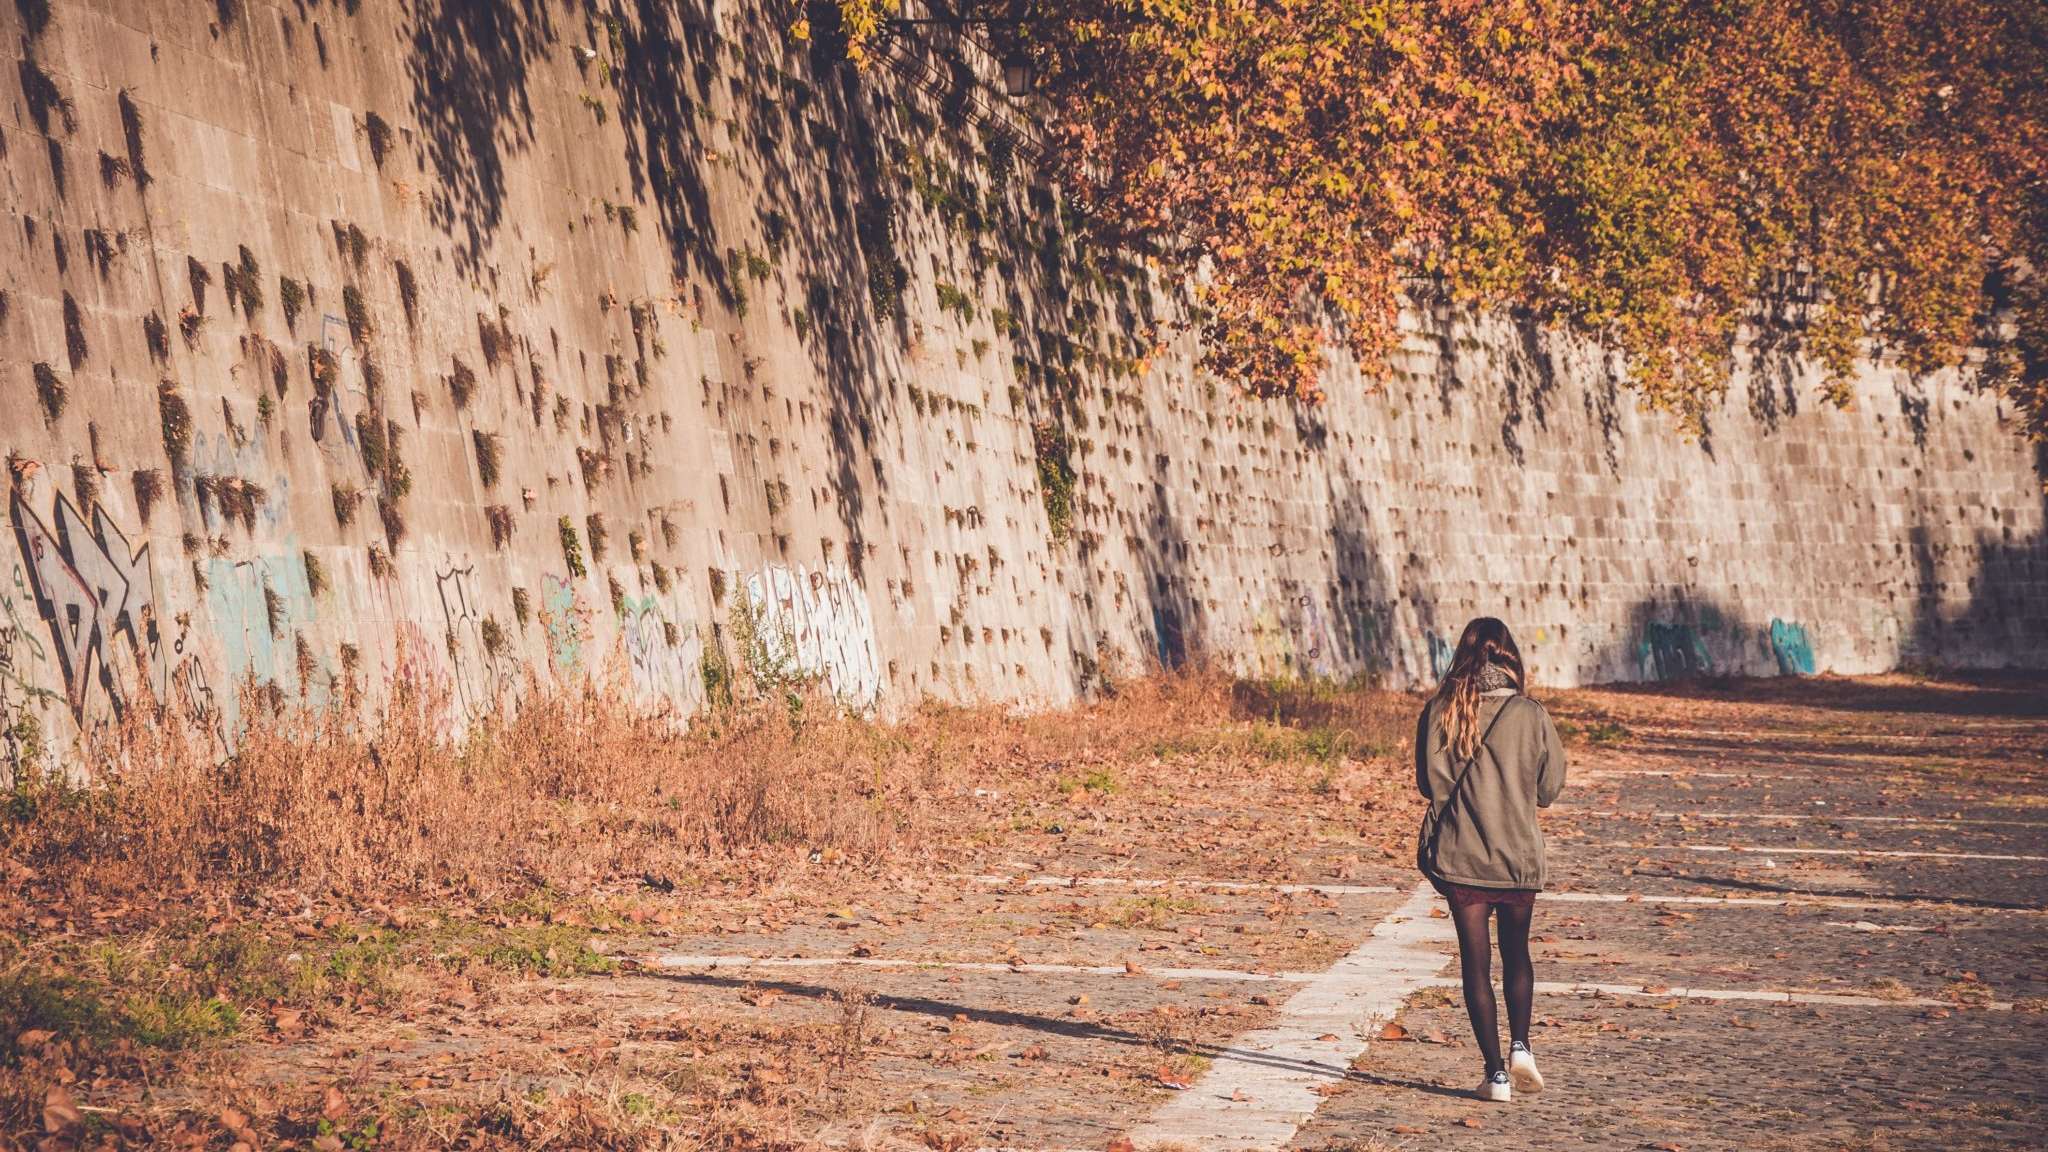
[1321,464,1404,682]
[405,0,558,274]
[1905,447,2048,669]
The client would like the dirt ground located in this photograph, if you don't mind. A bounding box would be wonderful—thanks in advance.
[7,671,2046,1151]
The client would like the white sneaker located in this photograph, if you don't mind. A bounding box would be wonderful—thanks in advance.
[1478,1069,1511,1101]
[1509,1040,1544,1094]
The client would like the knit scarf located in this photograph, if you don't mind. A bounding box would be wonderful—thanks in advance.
[1475,661,1517,694]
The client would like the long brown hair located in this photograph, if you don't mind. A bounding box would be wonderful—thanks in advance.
[1433,617,1527,762]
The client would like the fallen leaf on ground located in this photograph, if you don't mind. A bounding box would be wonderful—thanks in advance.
[43,1088,82,1134]
[1378,1021,1409,1040]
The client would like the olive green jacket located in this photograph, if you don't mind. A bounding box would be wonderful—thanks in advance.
[1415,692,1568,890]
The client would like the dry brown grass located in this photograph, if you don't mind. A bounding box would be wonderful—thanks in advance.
[0,662,1427,1150]
[8,682,906,911]
[5,659,1420,914]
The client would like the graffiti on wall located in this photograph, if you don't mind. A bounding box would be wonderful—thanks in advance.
[205,551,317,690]
[436,564,511,715]
[1770,618,1816,676]
[9,489,164,721]
[1426,629,1454,680]
[540,573,592,675]
[1638,620,1711,680]
[621,593,707,712]
[167,614,233,761]
[743,562,881,706]
[2,565,62,772]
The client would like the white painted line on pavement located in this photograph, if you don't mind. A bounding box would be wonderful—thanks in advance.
[962,873,1403,897]
[1578,842,2048,863]
[1825,920,1938,933]
[656,950,2015,1014]
[1565,808,2048,829]
[655,953,1306,984]
[1128,882,1452,1152]
[967,872,2045,913]
[1542,890,1963,913]
[1525,980,2013,1011]
[1583,724,2047,743]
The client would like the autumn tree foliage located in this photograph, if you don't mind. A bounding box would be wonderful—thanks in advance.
[821,1,2047,437]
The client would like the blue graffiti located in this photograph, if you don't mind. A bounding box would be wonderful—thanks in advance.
[1769,618,1815,676]
[1638,621,1711,680]
[206,551,319,688]
[1426,631,1453,680]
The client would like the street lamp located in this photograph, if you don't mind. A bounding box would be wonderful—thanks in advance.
[1002,52,1033,97]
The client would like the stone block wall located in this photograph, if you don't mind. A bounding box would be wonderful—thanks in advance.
[2,0,2042,766]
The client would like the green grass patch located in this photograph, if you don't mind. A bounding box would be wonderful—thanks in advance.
[1054,767,1119,795]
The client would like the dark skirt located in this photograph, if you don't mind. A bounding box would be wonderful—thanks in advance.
[1429,875,1538,910]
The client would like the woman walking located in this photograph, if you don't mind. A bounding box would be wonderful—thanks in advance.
[1415,618,1567,1101]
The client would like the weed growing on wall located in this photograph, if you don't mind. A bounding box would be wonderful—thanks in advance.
[61,294,86,369]
[472,431,500,488]
[186,257,210,314]
[353,412,385,477]
[279,277,304,330]
[18,56,74,134]
[1033,421,1076,543]
[511,587,531,627]
[856,199,906,317]
[70,462,97,511]
[935,282,975,324]
[97,150,129,191]
[232,245,262,320]
[157,382,191,475]
[586,514,608,563]
[727,594,809,721]
[308,346,337,391]
[304,550,327,598]
[364,111,392,169]
[33,363,65,423]
[558,517,586,578]
[331,484,361,527]
[395,259,417,330]
[472,506,507,551]
[116,88,149,187]
[343,285,371,345]
[443,357,476,410]
[477,311,506,370]
[130,468,163,522]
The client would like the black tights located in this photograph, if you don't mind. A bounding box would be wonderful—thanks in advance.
[1450,900,1534,1074]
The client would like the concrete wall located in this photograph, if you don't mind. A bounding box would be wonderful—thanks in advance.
[3,0,2043,764]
